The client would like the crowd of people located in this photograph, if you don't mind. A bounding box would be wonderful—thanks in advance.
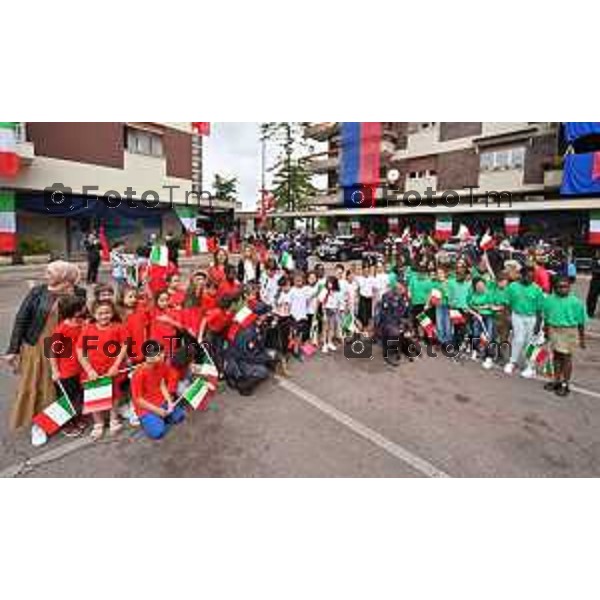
[1,227,592,448]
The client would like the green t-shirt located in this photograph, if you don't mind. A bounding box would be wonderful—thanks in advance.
[507,281,544,316]
[489,281,510,307]
[409,274,434,306]
[430,280,449,306]
[543,293,587,328]
[447,276,471,309]
[468,288,495,315]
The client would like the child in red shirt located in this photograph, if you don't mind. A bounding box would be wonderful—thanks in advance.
[48,295,87,436]
[217,265,242,301]
[117,286,149,365]
[167,273,186,309]
[148,289,186,358]
[130,340,185,440]
[76,300,128,440]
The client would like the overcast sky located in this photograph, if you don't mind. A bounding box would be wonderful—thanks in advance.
[202,122,326,210]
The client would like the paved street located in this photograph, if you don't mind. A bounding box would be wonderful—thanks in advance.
[1,264,600,478]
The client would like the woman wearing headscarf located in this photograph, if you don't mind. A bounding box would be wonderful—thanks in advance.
[2,261,86,445]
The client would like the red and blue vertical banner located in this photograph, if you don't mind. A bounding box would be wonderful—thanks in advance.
[561,152,600,195]
[340,122,382,208]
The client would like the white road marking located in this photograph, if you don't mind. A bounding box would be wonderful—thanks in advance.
[276,377,451,478]
[571,385,600,400]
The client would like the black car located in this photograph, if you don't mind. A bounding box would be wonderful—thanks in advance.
[317,235,367,262]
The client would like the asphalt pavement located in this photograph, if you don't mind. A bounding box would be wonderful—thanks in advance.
[1,263,599,477]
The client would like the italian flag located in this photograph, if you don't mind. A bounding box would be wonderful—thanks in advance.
[150,244,169,267]
[457,223,472,242]
[341,311,356,335]
[480,230,495,251]
[227,305,258,342]
[198,361,219,389]
[399,226,411,244]
[417,312,436,340]
[505,213,520,236]
[429,288,443,307]
[197,236,209,253]
[83,376,114,415]
[435,215,452,241]
[526,344,550,366]
[0,190,17,253]
[449,309,465,325]
[0,122,20,178]
[32,395,76,436]
[590,211,600,245]
[388,217,400,234]
[182,377,213,411]
[280,250,294,271]
[192,122,211,136]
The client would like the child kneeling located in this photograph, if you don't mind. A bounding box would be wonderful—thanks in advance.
[131,340,185,440]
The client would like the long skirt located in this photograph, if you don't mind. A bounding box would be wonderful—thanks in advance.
[10,307,58,431]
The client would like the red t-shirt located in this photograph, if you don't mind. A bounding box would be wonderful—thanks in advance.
[52,320,83,380]
[131,361,171,417]
[217,279,241,301]
[76,322,125,377]
[122,305,149,364]
[169,288,186,309]
[205,307,233,334]
[148,307,182,356]
[208,265,226,285]
[200,292,218,313]
[534,265,551,294]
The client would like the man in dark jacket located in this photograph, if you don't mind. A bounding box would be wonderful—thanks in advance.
[165,232,180,267]
[83,231,102,285]
[586,250,600,318]
[377,280,410,366]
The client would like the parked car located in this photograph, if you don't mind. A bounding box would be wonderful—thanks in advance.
[317,235,367,262]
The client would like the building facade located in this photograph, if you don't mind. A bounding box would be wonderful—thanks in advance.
[296,122,600,248]
[0,122,215,258]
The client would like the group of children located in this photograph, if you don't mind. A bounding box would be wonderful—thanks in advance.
[37,238,588,446]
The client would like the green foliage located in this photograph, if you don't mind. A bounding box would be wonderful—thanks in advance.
[212,173,238,202]
[271,159,318,210]
[18,236,51,256]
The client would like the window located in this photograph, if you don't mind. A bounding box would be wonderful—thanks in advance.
[480,146,526,171]
[127,128,164,157]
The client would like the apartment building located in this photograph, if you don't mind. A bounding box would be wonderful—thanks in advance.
[299,122,600,245]
[0,122,215,258]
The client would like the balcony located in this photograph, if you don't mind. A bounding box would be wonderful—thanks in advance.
[302,151,339,174]
[304,122,338,141]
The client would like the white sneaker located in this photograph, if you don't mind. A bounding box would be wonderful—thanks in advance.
[328,343,337,352]
[521,366,536,379]
[504,363,515,375]
[471,350,479,361]
[128,413,140,427]
[322,345,329,354]
[483,357,494,370]
[31,424,48,447]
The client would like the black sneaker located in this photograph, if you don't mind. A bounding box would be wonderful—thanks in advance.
[555,382,571,397]
[544,381,559,392]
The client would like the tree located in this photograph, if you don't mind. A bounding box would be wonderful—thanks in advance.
[270,159,318,211]
[212,173,238,202]
[261,122,316,211]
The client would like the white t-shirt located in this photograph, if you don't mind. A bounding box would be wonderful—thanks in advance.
[357,275,377,299]
[324,290,344,311]
[274,289,291,317]
[376,273,390,298]
[261,273,281,306]
[288,286,311,321]
[306,283,319,315]
[243,260,256,284]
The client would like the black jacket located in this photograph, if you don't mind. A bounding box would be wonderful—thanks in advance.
[7,284,87,354]
[237,260,261,285]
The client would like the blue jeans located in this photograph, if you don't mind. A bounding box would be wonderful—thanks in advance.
[435,305,452,344]
[140,404,186,440]
[471,315,495,357]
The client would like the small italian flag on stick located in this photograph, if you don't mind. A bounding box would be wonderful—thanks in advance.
[280,250,294,271]
[32,395,76,436]
[149,244,169,267]
[182,378,213,411]
[449,309,466,326]
[589,211,600,246]
[525,343,550,366]
[479,230,495,251]
[429,288,443,307]
[83,376,114,414]
[505,213,520,236]
[0,122,20,178]
[434,215,452,241]
[417,312,436,339]
[227,306,257,342]
[0,190,17,253]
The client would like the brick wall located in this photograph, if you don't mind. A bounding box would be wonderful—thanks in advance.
[439,122,482,141]
[437,149,480,190]
[524,133,558,185]
[27,122,125,169]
